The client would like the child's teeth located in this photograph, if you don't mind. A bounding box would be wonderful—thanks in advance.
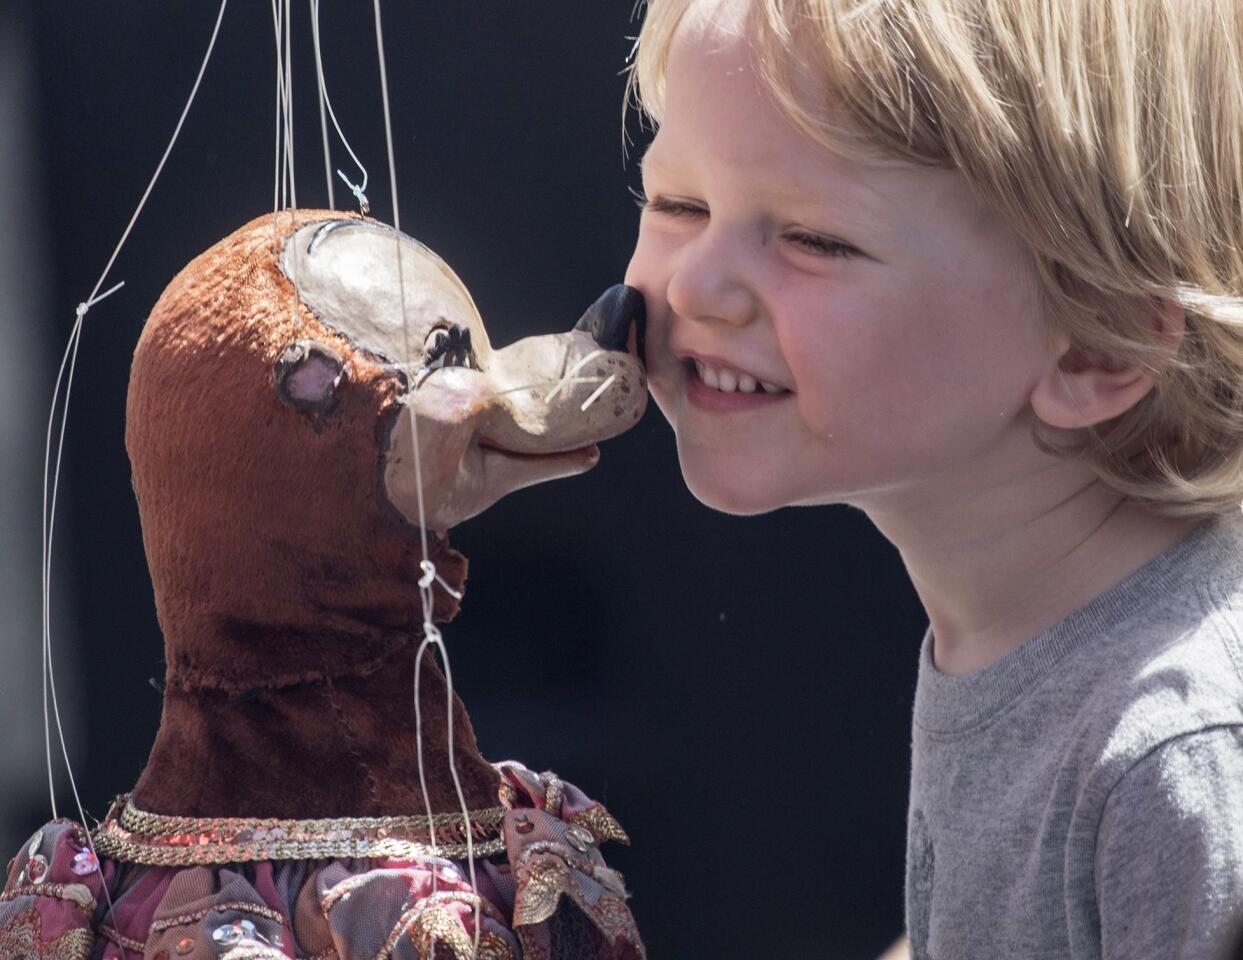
[694,359,785,394]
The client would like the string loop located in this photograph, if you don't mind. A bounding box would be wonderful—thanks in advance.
[418,560,463,600]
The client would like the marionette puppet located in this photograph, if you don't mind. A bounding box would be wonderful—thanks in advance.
[0,207,648,960]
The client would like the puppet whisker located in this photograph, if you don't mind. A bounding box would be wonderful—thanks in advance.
[580,374,617,412]
[489,376,605,400]
[545,349,604,403]
[400,366,607,401]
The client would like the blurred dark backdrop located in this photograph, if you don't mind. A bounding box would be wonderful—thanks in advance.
[2,1,924,956]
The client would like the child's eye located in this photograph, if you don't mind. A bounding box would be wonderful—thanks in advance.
[636,193,708,219]
[787,231,858,259]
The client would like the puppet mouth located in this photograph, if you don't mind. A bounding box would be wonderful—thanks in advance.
[477,438,600,465]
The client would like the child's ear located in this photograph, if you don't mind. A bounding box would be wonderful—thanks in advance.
[1029,300,1185,430]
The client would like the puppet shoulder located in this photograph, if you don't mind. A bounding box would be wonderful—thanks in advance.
[0,819,104,959]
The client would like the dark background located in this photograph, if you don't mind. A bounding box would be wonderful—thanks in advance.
[6,1,924,956]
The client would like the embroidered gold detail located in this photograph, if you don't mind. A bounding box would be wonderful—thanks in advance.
[475,931,518,960]
[398,906,474,960]
[148,899,288,932]
[512,856,575,927]
[570,805,631,846]
[510,841,645,957]
[497,781,520,808]
[541,775,565,816]
[93,795,506,865]
[370,891,516,960]
[98,924,146,952]
[0,908,95,960]
[0,881,95,912]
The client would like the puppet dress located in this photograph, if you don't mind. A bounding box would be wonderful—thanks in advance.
[0,762,642,960]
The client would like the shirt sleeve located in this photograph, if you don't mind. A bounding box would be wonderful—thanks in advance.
[1095,726,1243,960]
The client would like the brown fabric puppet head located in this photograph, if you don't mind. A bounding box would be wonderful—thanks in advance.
[125,211,645,816]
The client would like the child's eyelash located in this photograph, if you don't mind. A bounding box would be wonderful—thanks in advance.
[787,232,858,258]
[635,190,858,259]
[633,192,704,218]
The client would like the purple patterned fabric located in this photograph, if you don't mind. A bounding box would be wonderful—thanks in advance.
[0,763,643,960]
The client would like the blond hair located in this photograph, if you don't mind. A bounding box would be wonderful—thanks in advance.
[630,0,1243,517]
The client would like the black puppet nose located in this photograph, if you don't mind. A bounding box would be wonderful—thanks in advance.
[574,284,647,363]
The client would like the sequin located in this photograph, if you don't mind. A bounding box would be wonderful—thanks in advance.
[564,825,595,852]
[71,848,99,876]
[175,937,195,955]
[212,919,257,945]
[25,854,48,883]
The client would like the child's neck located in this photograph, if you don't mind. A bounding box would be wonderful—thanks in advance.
[866,468,1205,676]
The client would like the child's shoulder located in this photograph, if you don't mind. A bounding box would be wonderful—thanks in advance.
[1078,511,1243,790]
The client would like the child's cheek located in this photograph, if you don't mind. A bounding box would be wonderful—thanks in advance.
[623,241,680,383]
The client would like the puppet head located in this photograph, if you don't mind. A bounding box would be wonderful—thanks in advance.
[126,211,646,693]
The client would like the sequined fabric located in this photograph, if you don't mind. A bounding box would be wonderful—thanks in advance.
[0,822,104,959]
[0,763,643,960]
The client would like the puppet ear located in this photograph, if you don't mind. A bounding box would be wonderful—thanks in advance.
[274,339,348,414]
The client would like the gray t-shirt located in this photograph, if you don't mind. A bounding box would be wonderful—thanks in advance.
[906,511,1243,960]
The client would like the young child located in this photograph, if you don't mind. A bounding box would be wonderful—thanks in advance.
[623,0,1243,957]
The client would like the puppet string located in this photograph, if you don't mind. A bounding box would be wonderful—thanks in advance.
[270,0,284,250]
[372,1,483,950]
[269,0,298,217]
[309,0,334,208]
[40,0,230,928]
[312,0,370,214]
[283,0,295,211]
[41,282,125,815]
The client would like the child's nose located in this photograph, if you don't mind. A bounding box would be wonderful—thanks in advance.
[666,231,756,328]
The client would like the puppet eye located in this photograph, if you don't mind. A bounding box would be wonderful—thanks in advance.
[424,326,450,358]
[274,340,347,414]
[422,323,475,372]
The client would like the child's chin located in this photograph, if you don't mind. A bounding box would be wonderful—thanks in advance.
[683,466,782,517]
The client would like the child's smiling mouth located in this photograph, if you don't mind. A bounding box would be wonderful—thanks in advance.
[680,354,793,413]
[691,357,789,395]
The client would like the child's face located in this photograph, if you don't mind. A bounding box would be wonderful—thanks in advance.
[625,19,1059,516]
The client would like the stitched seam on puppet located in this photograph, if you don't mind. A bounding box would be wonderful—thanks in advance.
[323,678,381,808]
[167,642,406,693]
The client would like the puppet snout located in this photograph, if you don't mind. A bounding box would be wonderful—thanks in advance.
[574,284,646,361]
[387,294,647,531]
[476,328,646,455]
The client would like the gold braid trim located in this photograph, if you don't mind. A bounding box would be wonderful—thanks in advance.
[92,795,506,866]
[570,805,631,846]
[97,925,146,953]
[148,899,288,932]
